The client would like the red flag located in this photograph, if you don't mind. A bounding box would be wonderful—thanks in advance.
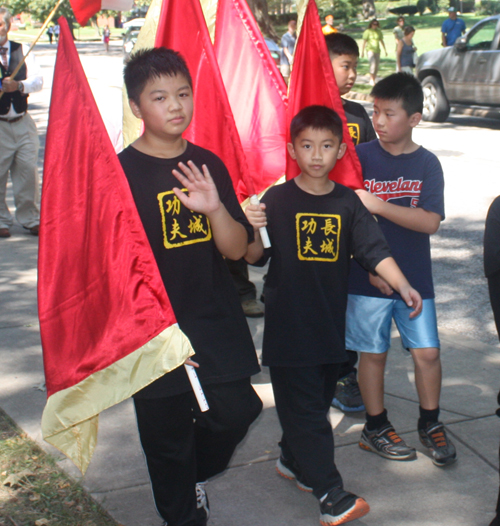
[155,0,254,202]
[286,0,363,189]
[69,0,133,27]
[214,0,288,197]
[39,17,192,473]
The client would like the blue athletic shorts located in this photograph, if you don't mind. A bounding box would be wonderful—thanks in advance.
[345,295,440,354]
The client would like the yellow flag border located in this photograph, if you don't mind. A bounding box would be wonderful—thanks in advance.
[42,323,193,474]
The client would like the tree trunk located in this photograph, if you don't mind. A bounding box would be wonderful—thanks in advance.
[247,0,278,39]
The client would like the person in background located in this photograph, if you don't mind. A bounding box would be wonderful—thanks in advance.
[396,26,417,75]
[322,14,337,36]
[361,19,387,86]
[0,7,43,238]
[324,32,377,413]
[484,196,500,526]
[393,16,404,71]
[441,7,466,47]
[103,25,111,53]
[47,24,54,44]
[280,19,296,84]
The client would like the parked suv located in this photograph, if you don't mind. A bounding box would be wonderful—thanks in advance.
[416,15,500,121]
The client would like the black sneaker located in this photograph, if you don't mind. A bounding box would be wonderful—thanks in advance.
[359,423,417,461]
[196,482,210,524]
[331,373,365,413]
[276,455,313,492]
[418,422,457,467]
[319,487,370,526]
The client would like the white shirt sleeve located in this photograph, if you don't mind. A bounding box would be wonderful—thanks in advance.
[18,43,43,94]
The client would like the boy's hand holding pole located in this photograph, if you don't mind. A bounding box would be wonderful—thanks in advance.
[244,201,268,264]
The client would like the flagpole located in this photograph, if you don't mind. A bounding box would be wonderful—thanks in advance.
[249,195,271,248]
[0,0,64,101]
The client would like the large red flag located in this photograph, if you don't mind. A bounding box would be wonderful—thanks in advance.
[214,0,288,197]
[286,0,363,189]
[39,17,192,473]
[154,0,254,202]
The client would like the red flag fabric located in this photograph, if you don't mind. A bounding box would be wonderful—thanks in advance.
[69,0,133,27]
[39,17,192,473]
[286,0,363,189]
[155,0,254,202]
[214,0,288,197]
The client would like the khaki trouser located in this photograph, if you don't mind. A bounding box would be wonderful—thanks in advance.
[0,113,40,229]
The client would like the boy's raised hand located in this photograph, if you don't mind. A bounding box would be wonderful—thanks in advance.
[245,202,267,231]
[172,161,221,216]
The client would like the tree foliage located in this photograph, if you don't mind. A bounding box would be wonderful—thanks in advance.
[5,0,75,23]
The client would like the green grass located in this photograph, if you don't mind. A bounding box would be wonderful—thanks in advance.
[0,408,120,526]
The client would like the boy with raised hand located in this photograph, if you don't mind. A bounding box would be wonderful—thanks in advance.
[120,47,262,526]
[324,32,377,413]
[346,73,457,468]
[245,105,422,526]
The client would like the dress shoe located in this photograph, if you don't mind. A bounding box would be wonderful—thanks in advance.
[0,228,11,238]
[29,225,39,236]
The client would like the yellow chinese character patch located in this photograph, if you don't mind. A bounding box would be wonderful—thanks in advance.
[296,213,341,262]
[348,123,360,146]
[158,189,212,249]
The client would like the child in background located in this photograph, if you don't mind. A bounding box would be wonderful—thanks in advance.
[324,32,377,413]
[396,26,417,75]
[346,73,457,468]
[245,105,422,526]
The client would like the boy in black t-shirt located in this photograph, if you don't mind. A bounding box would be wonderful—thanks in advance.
[119,47,262,526]
[324,32,377,413]
[245,105,422,526]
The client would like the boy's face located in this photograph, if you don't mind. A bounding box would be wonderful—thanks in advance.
[330,54,358,96]
[287,127,346,180]
[372,98,421,145]
[130,73,193,140]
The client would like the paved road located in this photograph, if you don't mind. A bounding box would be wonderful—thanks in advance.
[1,41,500,526]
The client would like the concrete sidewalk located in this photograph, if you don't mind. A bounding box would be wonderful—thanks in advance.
[1,40,499,526]
[1,238,499,525]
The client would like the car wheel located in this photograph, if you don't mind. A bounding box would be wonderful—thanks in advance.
[421,76,450,122]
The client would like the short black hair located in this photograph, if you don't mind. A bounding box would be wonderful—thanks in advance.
[290,105,343,143]
[404,25,415,36]
[124,47,193,105]
[371,72,423,115]
[324,32,359,58]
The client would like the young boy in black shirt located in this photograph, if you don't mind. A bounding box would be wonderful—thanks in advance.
[245,105,422,526]
[325,32,377,413]
[120,47,262,526]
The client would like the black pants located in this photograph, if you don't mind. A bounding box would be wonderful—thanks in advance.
[270,364,343,499]
[134,378,262,526]
[225,257,256,301]
[488,272,500,526]
[337,349,359,379]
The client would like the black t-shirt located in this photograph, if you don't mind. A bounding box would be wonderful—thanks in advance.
[256,179,392,367]
[343,99,377,146]
[485,196,500,278]
[119,142,260,398]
